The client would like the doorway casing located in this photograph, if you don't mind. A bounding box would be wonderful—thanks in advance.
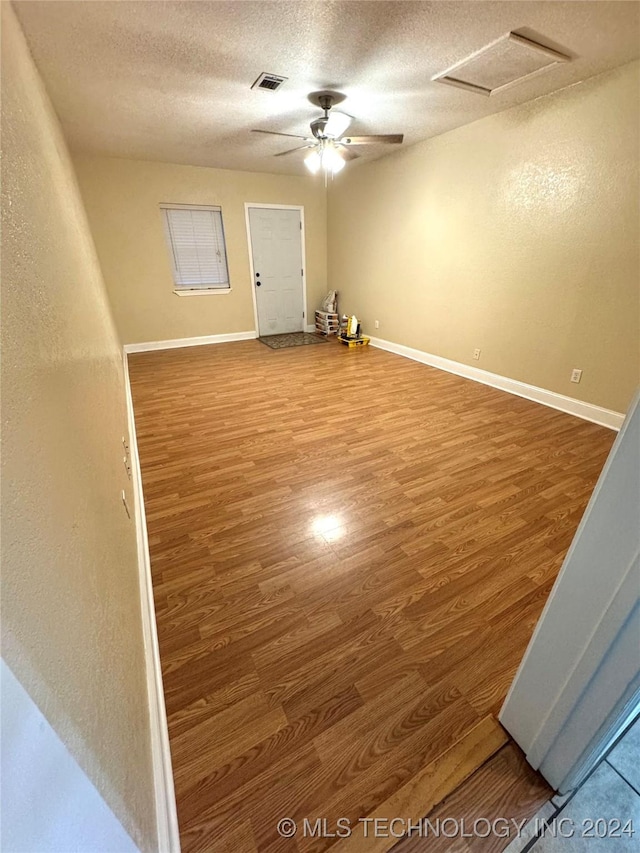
[500,393,640,795]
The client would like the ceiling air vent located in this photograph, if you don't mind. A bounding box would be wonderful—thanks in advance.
[251,73,288,92]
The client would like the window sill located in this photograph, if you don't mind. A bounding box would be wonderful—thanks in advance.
[173,289,232,297]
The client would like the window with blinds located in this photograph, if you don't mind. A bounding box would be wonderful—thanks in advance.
[161,204,230,291]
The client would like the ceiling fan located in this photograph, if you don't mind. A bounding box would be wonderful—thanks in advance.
[252,91,404,176]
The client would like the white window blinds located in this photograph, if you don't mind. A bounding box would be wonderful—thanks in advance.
[162,205,230,290]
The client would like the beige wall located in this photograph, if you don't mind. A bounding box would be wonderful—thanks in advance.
[1,6,156,850]
[74,155,327,345]
[328,62,640,415]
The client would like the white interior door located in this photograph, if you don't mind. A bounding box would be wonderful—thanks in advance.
[248,207,304,336]
[500,392,640,794]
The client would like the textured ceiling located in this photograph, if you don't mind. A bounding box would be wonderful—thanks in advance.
[13,1,640,176]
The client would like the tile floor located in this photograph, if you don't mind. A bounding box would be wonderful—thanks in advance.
[504,714,640,852]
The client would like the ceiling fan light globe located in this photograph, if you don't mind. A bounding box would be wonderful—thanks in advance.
[322,144,345,174]
[304,150,321,174]
[331,153,346,174]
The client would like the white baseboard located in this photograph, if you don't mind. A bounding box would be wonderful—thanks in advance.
[123,355,181,853]
[305,324,315,333]
[123,330,257,354]
[369,336,624,431]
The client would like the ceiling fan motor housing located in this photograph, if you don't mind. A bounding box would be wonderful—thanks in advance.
[310,116,330,139]
[311,94,334,139]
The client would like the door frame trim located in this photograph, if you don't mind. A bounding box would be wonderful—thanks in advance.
[499,392,639,793]
[244,203,308,337]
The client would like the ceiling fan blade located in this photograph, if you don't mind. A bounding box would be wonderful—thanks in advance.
[339,134,404,145]
[324,110,352,138]
[252,129,311,141]
[274,145,313,157]
[339,147,360,161]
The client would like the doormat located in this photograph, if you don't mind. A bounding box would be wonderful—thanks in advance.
[258,332,328,350]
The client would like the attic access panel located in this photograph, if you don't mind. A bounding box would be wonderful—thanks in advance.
[433,32,571,97]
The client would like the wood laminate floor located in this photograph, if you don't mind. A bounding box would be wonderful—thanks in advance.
[128,340,614,853]
[393,742,551,853]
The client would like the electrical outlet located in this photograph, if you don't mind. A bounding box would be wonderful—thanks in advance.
[473,348,481,361]
[571,368,582,384]
[374,320,379,329]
